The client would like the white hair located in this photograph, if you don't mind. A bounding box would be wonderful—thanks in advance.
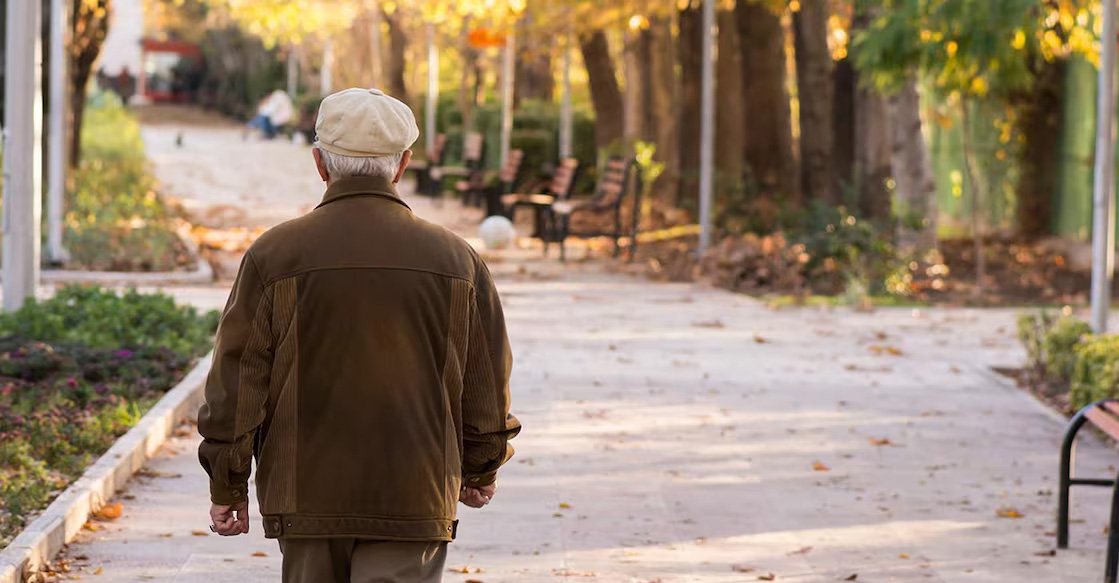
[314,144,403,181]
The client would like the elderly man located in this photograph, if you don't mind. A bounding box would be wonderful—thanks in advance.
[197,88,520,582]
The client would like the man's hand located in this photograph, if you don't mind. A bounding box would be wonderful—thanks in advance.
[459,483,496,509]
[210,501,250,536]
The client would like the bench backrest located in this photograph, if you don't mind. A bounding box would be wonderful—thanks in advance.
[590,157,632,207]
[463,132,485,166]
[550,158,580,199]
[500,149,525,186]
[428,133,447,164]
[1085,400,1119,438]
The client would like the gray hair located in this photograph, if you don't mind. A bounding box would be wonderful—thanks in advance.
[314,144,403,181]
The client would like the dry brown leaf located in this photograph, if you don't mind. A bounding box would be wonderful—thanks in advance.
[753,335,769,344]
[94,567,104,575]
[868,437,893,447]
[996,506,1024,519]
[787,546,813,555]
[190,530,210,536]
[251,551,268,557]
[758,574,776,581]
[898,553,910,559]
[692,320,726,329]
[843,574,859,581]
[812,461,831,472]
[731,564,755,573]
[93,502,123,521]
[559,502,573,509]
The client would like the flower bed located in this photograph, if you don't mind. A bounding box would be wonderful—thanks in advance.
[0,286,217,548]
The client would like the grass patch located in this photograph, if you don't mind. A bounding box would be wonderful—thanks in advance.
[0,286,217,548]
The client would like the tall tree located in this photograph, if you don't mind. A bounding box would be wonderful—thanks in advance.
[383,6,409,103]
[737,0,797,202]
[716,9,745,185]
[677,2,703,207]
[850,5,892,221]
[643,15,679,204]
[69,0,112,168]
[580,29,624,151]
[887,78,937,253]
[793,0,836,204]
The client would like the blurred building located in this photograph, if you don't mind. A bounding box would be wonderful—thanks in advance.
[99,0,200,104]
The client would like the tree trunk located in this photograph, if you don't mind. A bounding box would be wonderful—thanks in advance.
[960,100,985,296]
[793,0,835,204]
[644,16,679,205]
[737,0,797,202]
[622,32,641,145]
[383,7,409,104]
[678,4,703,208]
[716,9,745,186]
[579,29,625,151]
[515,17,553,104]
[833,58,856,196]
[1015,58,1065,240]
[888,78,937,253]
[68,0,111,169]
[854,81,893,221]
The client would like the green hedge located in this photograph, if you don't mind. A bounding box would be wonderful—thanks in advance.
[1071,335,1119,409]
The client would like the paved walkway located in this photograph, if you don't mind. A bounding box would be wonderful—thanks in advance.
[54,116,1117,582]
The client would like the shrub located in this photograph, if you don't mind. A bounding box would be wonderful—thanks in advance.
[0,286,219,356]
[67,94,189,271]
[0,286,216,548]
[1017,311,1091,391]
[1071,335,1119,410]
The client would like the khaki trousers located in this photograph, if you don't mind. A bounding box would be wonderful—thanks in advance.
[279,538,447,583]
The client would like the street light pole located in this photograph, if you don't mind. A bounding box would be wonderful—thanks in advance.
[425,23,438,159]
[559,32,573,160]
[500,30,516,168]
[47,0,67,264]
[697,0,716,256]
[1091,0,1118,332]
[3,0,43,310]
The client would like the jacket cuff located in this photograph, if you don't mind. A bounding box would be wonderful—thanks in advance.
[463,471,498,487]
[210,481,250,505]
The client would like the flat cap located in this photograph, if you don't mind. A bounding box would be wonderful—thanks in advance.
[315,88,419,157]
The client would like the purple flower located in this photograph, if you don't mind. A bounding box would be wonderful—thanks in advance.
[66,378,78,388]
[114,349,134,359]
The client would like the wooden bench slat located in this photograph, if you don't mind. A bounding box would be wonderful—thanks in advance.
[1085,406,1119,440]
[1100,401,1119,417]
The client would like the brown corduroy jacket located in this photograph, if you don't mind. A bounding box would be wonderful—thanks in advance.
[197,175,520,542]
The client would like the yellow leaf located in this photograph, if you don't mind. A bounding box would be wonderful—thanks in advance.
[93,502,123,521]
[812,461,830,472]
[996,506,1024,519]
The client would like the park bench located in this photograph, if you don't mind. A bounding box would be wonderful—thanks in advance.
[414,133,448,198]
[439,131,485,179]
[501,158,580,249]
[549,157,640,261]
[1059,399,1119,582]
[458,148,524,216]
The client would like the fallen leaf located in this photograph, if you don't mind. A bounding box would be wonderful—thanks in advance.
[559,502,573,509]
[191,530,210,536]
[812,461,831,472]
[758,574,777,581]
[898,553,910,559]
[251,551,268,557]
[93,502,123,521]
[787,546,813,555]
[731,564,755,573]
[996,506,1024,519]
[868,437,893,447]
[843,574,859,581]
[753,335,769,344]
[692,320,726,329]
[94,567,103,575]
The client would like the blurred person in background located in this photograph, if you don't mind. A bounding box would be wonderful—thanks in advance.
[246,88,295,140]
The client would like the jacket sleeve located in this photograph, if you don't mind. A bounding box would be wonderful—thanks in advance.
[461,259,521,487]
[197,252,274,505]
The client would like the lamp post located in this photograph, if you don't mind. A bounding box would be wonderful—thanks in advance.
[697,0,716,256]
[3,0,43,310]
[47,0,67,264]
[1091,0,1118,332]
[559,31,573,160]
[426,23,439,159]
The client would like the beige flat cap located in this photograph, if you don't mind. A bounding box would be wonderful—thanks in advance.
[315,88,419,157]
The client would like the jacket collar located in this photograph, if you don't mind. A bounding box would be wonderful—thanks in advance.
[317,176,412,211]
